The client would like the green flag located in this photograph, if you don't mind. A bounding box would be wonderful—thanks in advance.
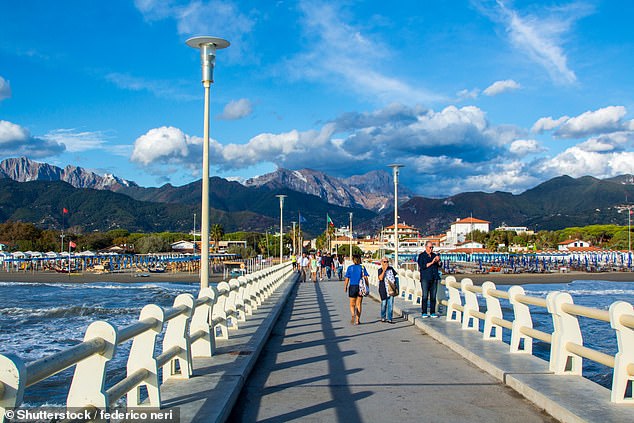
[327,214,334,226]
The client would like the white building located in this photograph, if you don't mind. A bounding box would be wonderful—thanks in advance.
[445,217,490,247]
[495,225,534,235]
[558,239,591,251]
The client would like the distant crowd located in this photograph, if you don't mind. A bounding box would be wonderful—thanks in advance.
[289,240,443,326]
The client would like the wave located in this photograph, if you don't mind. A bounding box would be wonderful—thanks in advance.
[0,305,140,318]
[524,288,634,297]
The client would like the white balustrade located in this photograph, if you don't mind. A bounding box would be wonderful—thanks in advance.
[431,275,634,404]
[0,262,295,422]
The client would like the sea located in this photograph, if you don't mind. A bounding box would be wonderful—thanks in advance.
[1,279,633,406]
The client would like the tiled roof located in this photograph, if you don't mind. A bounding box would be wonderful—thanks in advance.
[454,217,490,224]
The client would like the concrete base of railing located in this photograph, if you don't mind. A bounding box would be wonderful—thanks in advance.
[370,291,634,423]
[159,271,299,423]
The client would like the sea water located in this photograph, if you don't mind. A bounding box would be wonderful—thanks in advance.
[0,281,199,406]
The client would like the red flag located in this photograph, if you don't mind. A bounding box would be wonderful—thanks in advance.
[63,208,68,214]
[69,241,76,249]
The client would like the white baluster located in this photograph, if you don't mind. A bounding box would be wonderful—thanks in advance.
[609,301,634,403]
[508,286,533,354]
[547,292,582,375]
[482,281,502,341]
[0,354,26,423]
[461,278,479,330]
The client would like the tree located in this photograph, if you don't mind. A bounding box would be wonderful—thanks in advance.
[211,224,224,252]
[135,236,170,254]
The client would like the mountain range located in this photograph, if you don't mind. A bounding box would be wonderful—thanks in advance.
[0,157,632,235]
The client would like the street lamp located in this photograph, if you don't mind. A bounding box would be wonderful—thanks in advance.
[388,164,404,269]
[292,221,297,255]
[187,36,229,289]
[276,195,287,263]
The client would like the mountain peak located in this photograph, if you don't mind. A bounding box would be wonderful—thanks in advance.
[0,157,137,190]
[243,168,411,211]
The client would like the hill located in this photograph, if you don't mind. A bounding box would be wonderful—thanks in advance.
[379,175,634,234]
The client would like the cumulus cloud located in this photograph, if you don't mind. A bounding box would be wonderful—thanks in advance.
[131,126,203,167]
[531,115,569,133]
[509,139,545,156]
[483,79,521,96]
[532,106,630,138]
[0,76,11,101]
[456,88,480,101]
[0,120,65,158]
[541,146,634,179]
[555,106,627,138]
[476,1,593,84]
[134,0,254,61]
[218,98,253,120]
[42,129,109,153]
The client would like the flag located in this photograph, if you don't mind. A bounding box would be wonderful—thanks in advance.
[327,214,334,226]
[69,241,76,249]
[63,208,68,214]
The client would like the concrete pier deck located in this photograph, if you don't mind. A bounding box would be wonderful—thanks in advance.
[229,278,555,422]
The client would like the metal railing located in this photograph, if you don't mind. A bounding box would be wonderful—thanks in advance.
[0,263,294,421]
[365,263,634,404]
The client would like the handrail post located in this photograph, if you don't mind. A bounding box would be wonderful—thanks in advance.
[482,281,502,341]
[508,286,532,353]
[609,301,634,403]
[445,276,462,322]
[162,294,195,381]
[547,291,583,375]
[67,321,118,409]
[0,354,26,423]
[191,288,215,358]
[213,284,230,340]
[461,278,479,330]
[126,305,164,407]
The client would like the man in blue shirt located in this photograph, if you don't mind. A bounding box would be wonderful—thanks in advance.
[417,241,442,318]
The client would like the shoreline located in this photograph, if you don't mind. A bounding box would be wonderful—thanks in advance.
[0,269,632,286]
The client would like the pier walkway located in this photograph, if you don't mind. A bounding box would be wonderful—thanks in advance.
[229,278,553,422]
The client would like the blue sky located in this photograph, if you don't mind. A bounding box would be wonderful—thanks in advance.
[1,0,633,197]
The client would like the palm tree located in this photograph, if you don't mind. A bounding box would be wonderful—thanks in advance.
[211,224,224,252]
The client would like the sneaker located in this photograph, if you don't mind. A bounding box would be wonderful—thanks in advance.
[430,313,439,318]
[421,313,430,318]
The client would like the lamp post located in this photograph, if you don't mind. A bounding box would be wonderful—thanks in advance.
[276,195,287,263]
[349,212,353,262]
[187,36,229,289]
[388,164,404,269]
[292,221,297,255]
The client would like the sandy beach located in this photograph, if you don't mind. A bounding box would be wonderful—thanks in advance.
[0,269,632,285]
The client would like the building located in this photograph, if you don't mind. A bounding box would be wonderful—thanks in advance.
[495,225,534,235]
[381,223,420,245]
[558,239,591,252]
[445,217,490,247]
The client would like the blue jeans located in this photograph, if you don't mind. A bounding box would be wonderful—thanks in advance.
[421,279,438,314]
[381,296,394,321]
[326,266,332,279]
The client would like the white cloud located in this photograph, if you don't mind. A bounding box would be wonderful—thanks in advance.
[531,115,569,133]
[0,76,11,101]
[556,106,627,138]
[0,120,65,158]
[218,98,253,120]
[134,0,254,61]
[131,126,203,166]
[541,146,634,179]
[456,88,480,101]
[509,139,545,156]
[483,79,521,96]
[42,129,108,153]
[286,1,444,105]
[478,1,593,84]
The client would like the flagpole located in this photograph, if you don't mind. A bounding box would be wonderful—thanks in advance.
[68,239,71,277]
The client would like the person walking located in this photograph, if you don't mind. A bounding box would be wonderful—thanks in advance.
[344,255,369,325]
[291,253,297,271]
[299,252,309,282]
[315,251,322,281]
[310,254,319,283]
[323,253,333,280]
[378,257,398,323]
[336,254,345,280]
[417,241,442,318]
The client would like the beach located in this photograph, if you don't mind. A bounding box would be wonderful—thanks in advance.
[0,269,632,285]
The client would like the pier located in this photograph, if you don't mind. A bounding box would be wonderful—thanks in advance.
[1,263,634,422]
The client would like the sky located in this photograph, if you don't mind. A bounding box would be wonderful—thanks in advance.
[1,0,633,197]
